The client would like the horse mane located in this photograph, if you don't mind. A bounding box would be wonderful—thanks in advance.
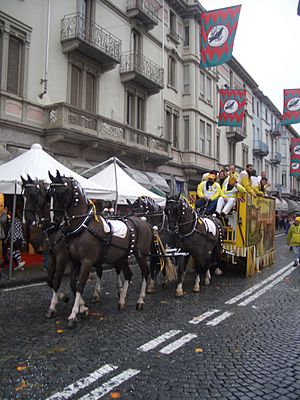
[141,196,162,212]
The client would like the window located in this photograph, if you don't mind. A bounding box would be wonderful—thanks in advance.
[184,25,189,46]
[229,70,233,87]
[184,117,189,150]
[257,100,260,117]
[132,29,142,54]
[199,120,205,154]
[126,88,145,130]
[165,108,172,140]
[200,71,205,97]
[242,144,249,167]
[206,77,212,103]
[216,131,220,160]
[168,56,176,88]
[252,96,255,114]
[282,170,287,187]
[165,103,180,147]
[206,123,212,156]
[170,10,176,35]
[173,113,179,148]
[0,13,31,97]
[228,142,236,164]
[265,108,268,122]
[257,127,260,140]
[69,61,97,112]
[183,65,189,94]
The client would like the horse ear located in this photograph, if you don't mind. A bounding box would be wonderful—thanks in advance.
[21,175,27,185]
[27,174,33,183]
[126,199,132,205]
[48,171,55,182]
[166,195,170,201]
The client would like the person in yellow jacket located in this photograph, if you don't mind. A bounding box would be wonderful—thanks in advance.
[237,164,257,198]
[215,175,246,216]
[196,171,221,215]
[287,216,300,266]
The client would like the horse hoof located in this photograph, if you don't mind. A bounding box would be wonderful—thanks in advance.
[118,303,125,311]
[214,268,223,276]
[80,310,89,319]
[193,287,200,293]
[67,319,77,329]
[45,310,56,319]
[176,290,184,297]
[136,302,144,310]
[204,279,210,286]
[146,287,156,294]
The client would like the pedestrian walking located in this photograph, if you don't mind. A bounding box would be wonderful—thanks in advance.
[6,209,26,271]
[287,216,300,266]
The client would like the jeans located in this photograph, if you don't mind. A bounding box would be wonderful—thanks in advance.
[195,199,218,215]
[293,246,300,263]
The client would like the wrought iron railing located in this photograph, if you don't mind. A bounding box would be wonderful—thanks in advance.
[61,13,121,62]
[270,152,282,163]
[127,0,160,24]
[226,126,247,137]
[120,51,164,88]
[253,139,269,154]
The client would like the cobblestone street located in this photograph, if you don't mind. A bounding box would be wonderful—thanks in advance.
[1,233,300,400]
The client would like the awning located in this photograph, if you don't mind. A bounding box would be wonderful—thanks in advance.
[124,168,152,189]
[145,171,170,193]
[285,199,299,213]
[275,198,288,212]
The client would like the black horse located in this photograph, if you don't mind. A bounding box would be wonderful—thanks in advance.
[49,171,153,328]
[21,175,107,318]
[164,194,224,292]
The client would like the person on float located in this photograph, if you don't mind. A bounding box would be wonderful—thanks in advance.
[195,172,221,215]
[287,216,300,267]
[215,175,246,217]
[237,164,257,198]
[227,164,239,181]
[217,169,227,189]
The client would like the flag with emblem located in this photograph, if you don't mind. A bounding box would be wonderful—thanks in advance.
[290,138,300,162]
[218,89,246,127]
[200,5,241,68]
[282,89,300,125]
[290,162,300,177]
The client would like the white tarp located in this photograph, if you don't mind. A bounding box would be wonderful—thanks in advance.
[88,161,166,205]
[0,143,113,199]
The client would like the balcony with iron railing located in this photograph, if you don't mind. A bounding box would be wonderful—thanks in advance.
[126,0,160,30]
[270,151,282,164]
[226,126,247,143]
[253,139,269,156]
[60,13,121,71]
[120,52,164,94]
[270,124,283,137]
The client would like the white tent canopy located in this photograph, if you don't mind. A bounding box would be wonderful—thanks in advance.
[0,143,113,199]
[88,159,165,205]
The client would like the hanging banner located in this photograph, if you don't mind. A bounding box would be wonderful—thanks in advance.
[290,138,300,162]
[290,162,300,177]
[218,89,246,127]
[282,89,300,125]
[200,5,241,68]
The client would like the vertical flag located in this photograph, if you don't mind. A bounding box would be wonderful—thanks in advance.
[218,89,246,127]
[282,89,300,125]
[290,162,300,177]
[290,138,300,162]
[200,5,241,68]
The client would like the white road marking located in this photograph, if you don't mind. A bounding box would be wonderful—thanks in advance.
[2,282,47,292]
[189,309,221,325]
[225,263,294,305]
[206,311,233,326]
[238,266,296,306]
[45,364,118,400]
[78,369,140,400]
[275,233,286,237]
[137,330,181,352]
[159,333,197,355]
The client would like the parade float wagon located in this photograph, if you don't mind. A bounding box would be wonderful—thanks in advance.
[222,194,276,277]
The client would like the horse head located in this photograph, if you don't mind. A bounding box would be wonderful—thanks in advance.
[165,193,193,234]
[49,170,87,225]
[21,175,50,226]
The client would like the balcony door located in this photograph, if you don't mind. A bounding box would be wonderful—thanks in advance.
[79,0,94,41]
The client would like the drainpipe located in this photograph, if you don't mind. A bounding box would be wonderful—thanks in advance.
[39,0,51,98]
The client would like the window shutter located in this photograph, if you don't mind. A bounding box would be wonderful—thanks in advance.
[85,72,95,112]
[7,37,21,95]
[70,65,81,107]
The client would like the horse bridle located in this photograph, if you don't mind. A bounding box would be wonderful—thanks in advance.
[22,182,51,225]
[165,198,198,238]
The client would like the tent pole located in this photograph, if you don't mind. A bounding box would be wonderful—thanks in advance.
[114,157,118,214]
[8,181,17,280]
